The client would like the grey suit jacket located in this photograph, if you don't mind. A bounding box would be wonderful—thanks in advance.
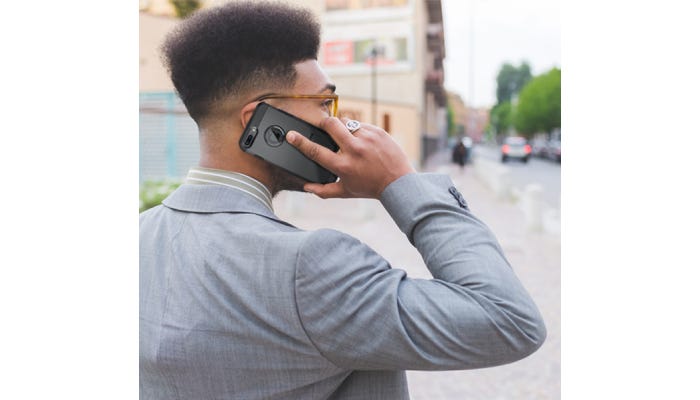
[140,173,546,399]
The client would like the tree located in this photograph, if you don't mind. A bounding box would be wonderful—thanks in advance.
[446,102,456,138]
[496,62,532,104]
[489,101,514,137]
[513,68,561,139]
[170,0,201,18]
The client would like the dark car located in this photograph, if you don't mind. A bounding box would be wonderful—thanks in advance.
[531,138,548,158]
[501,136,531,163]
[544,140,561,162]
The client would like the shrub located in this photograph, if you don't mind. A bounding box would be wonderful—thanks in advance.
[139,179,182,213]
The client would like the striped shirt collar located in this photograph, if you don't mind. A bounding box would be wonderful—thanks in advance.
[185,167,273,212]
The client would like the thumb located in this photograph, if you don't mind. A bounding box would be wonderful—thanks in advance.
[303,182,347,199]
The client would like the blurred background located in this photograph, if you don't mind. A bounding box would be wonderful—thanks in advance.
[139,0,559,181]
[139,1,560,398]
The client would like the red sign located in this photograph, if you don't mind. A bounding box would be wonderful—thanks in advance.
[323,41,353,66]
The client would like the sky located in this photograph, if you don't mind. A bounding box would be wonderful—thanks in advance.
[441,0,561,108]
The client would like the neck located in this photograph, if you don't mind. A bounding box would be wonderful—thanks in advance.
[198,125,276,194]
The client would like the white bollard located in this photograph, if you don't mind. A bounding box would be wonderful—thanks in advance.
[523,184,544,232]
[473,158,513,201]
[494,169,512,200]
[543,208,561,235]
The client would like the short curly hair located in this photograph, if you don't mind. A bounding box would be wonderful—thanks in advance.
[161,1,321,122]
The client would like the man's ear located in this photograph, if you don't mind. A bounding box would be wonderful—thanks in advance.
[239,102,260,129]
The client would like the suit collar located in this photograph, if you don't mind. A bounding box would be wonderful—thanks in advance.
[162,184,295,227]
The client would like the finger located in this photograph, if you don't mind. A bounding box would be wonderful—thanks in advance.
[339,118,389,139]
[319,117,357,146]
[286,130,341,172]
[303,182,347,199]
[350,120,387,135]
[338,117,364,134]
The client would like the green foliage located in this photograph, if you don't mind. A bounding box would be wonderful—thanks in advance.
[489,101,514,135]
[139,179,182,213]
[170,0,201,18]
[446,103,456,137]
[496,62,532,104]
[513,68,561,138]
[483,126,495,143]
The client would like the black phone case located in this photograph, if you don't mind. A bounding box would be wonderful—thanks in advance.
[239,103,339,184]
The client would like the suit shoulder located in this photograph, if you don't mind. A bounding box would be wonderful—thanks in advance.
[296,228,386,277]
[300,228,363,253]
[139,204,164,222]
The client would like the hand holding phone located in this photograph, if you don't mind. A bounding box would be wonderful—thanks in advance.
[286,117,415,199]
[239,103,339,184]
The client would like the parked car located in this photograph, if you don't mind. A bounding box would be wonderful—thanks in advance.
[544,140,561,162]
[501,136,531,163]
[531,138,549,158]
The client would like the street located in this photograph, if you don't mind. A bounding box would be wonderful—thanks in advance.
[472,144,561,211]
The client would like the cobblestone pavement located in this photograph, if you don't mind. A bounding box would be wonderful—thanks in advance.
[273,151,561,400]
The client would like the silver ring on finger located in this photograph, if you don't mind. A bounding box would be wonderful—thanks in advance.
[345,119,361,133]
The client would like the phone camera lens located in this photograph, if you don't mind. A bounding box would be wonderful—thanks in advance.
[264,125,286,147]
[242,127,257,148]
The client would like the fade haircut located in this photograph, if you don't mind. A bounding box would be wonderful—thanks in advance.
[161,1,321,122]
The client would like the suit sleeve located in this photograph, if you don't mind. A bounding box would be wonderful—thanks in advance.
[293,173,546,371]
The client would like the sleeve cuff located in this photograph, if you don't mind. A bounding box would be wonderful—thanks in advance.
[379,173,459,238]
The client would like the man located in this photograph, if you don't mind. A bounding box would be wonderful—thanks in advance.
[140,2,546,399]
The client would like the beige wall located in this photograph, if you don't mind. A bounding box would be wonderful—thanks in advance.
[310,0,439,165]
[318,0,426,110]
[337,97,421,168]
[448,91,468,134]
[139,12,177,91]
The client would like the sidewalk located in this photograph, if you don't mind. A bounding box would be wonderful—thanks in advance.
[273,150,561,399]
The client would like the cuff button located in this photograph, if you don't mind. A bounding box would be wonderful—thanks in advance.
[448,186,469,210]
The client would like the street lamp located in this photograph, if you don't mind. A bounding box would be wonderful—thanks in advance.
[367,41,384,126]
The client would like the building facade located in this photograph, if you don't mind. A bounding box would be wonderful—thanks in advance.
[447,90,490,144]
[139,0,446,180]
[313,0,447,165]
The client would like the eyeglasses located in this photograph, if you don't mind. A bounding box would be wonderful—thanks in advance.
[255,93,339,117]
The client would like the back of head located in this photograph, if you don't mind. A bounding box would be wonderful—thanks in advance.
[161,1,321,123]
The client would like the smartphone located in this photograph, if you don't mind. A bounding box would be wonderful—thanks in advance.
[239,102,339,184]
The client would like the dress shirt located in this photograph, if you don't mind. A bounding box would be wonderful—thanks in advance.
[185,166,273,212]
